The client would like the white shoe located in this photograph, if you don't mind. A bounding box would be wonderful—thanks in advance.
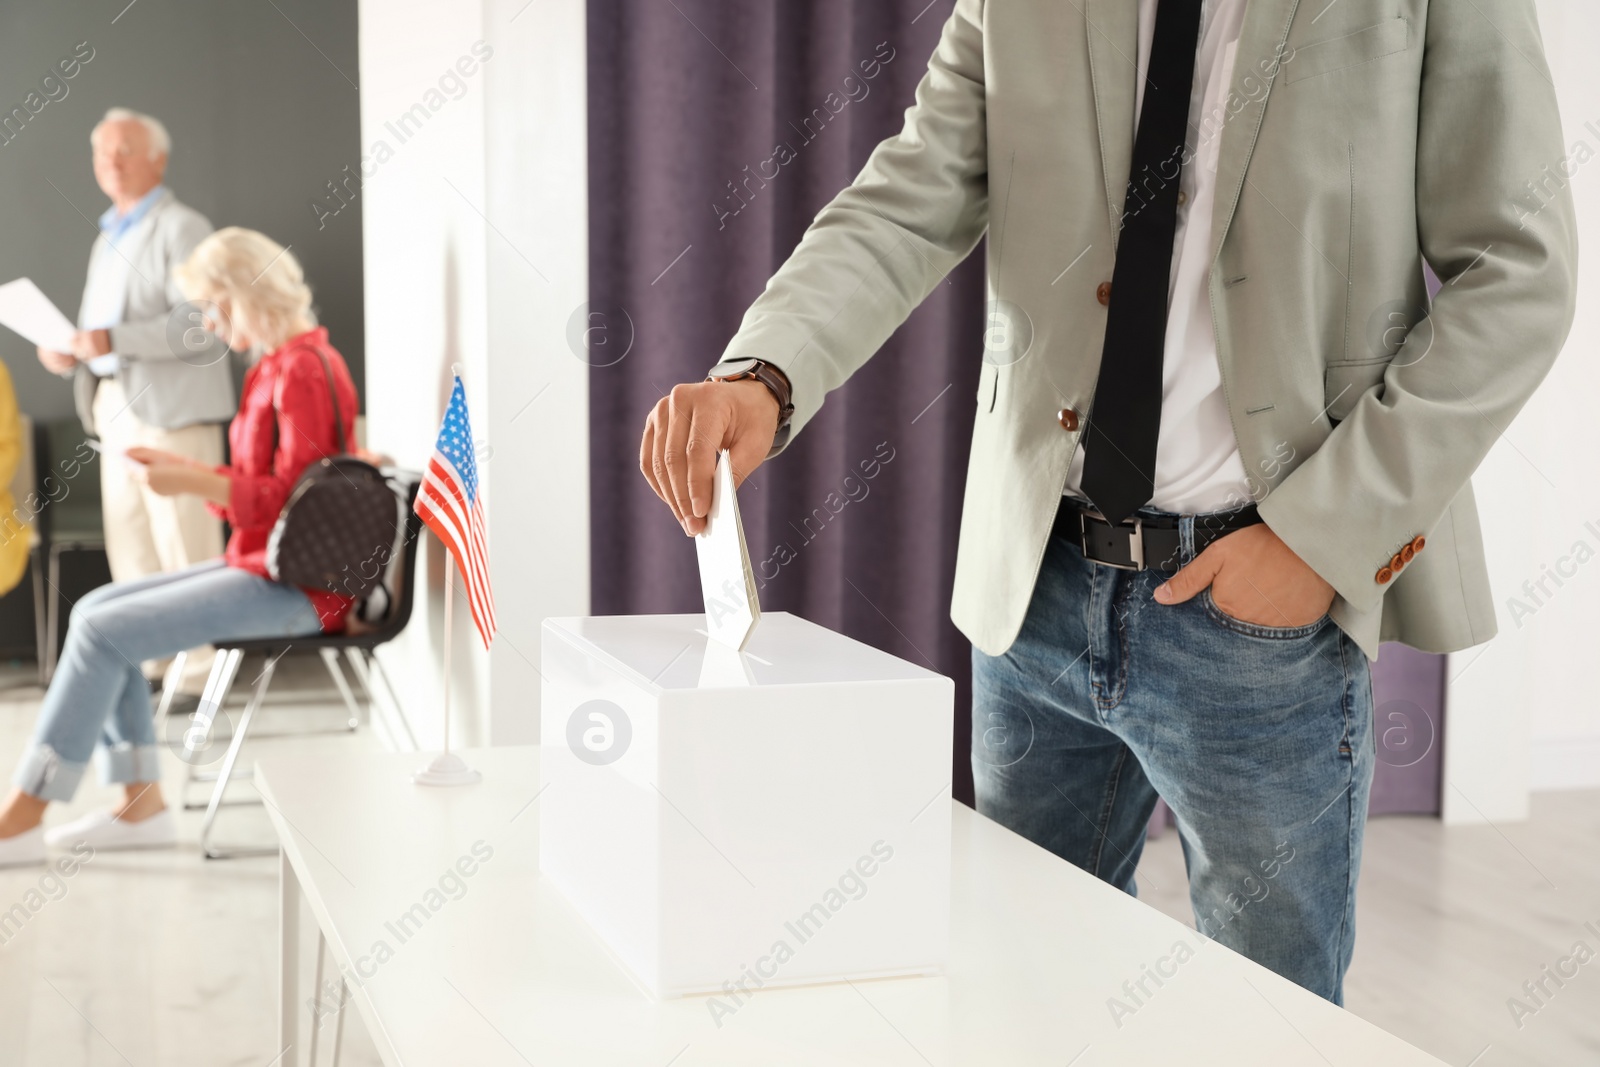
[45,808,177,852]
[0,826,47,868]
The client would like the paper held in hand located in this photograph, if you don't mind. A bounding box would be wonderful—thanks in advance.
[695,450,761,650]
[0,278,75,352]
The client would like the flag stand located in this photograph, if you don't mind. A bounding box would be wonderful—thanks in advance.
[416,363,483,790]
[413,496,483,786]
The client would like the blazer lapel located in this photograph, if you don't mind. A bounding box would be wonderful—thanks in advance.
[119,190,173,279]
[1209,0,1301,262]
[1085,0,1140,246]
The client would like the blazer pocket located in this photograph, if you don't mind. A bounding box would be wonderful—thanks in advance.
[1284,17,1411,85]
[1322,356,1392,422]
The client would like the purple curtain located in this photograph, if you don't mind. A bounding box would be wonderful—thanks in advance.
[1368,646,1445,815]
[588,0,984,803]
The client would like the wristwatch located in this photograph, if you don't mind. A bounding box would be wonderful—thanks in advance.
[706,357,795,452]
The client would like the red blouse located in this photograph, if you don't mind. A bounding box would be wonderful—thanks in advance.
[210,327,360,632]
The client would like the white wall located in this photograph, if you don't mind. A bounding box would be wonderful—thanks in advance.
[1443,0,1600,821]
[358,0,588,749]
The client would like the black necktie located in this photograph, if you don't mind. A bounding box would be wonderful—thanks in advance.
[1079,0,1203,526]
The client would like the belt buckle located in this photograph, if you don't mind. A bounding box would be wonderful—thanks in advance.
[1079,511,1145,571]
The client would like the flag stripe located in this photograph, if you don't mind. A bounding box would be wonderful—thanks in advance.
[422,459,495,622]
[465,507,494,625]
[417,494,494,640]
[421,458,489,591]
[418,467,494,631]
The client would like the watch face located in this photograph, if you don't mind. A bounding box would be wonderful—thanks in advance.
[710,358,761,378]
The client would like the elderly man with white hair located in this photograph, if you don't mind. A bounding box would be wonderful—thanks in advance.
[35,107,235,692]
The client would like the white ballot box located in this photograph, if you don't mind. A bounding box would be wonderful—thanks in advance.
[540,611,953,999]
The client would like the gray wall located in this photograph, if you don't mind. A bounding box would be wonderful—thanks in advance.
[0,0,362,657]
[0,0,365,422]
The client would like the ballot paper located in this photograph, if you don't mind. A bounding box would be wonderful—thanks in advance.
[694,450,761,651]
[85,438,144,471]
[0,278,75,352]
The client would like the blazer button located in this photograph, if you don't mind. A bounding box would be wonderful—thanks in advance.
[1058,407,1080,432]
[1096,282,1112,307]
[1400,543,1416,564]
[1376,566,1394,584]
[1411,534,1426,553]
[1389,553,1405,572]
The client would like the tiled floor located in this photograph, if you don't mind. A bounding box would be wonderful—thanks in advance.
[2,657,1595,1066]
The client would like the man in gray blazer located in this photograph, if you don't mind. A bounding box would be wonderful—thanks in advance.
[36,108,235,687]
[643,1,1579,1002]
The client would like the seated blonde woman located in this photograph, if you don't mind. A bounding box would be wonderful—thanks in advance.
[0,228,359,865]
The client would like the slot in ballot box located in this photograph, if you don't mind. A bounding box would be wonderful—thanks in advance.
[540,612,953,999]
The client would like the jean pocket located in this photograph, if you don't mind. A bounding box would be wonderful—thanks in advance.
[1202,589,1330,640]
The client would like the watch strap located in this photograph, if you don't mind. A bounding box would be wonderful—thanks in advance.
[708,359,795,428]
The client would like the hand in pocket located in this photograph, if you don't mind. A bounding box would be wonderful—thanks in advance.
[1155,524,1334,628]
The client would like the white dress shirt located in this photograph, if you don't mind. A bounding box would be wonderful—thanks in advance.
[1064,0,1251,515]
[79,184,168,378]
[79,241,130,378]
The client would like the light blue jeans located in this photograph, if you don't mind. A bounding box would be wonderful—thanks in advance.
[14,560,324,802]
[973,503,1374,1004]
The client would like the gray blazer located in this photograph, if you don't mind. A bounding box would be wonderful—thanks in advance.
[721,0,1580,660]
[71,189,236,434]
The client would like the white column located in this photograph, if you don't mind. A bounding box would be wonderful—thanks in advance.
[483,0,591,743]
[358,0,588,747]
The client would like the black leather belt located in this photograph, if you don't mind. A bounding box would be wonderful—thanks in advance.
[1055,496,1262,573]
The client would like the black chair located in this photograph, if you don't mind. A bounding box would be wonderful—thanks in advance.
[178,471,423,859]
[35,418,108,683]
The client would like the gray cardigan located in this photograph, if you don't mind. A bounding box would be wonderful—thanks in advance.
[71,189,236,434]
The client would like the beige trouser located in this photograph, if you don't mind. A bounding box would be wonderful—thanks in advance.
[94,378,227,692]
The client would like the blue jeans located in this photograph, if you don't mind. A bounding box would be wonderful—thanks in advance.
[14,560,324,802]
[972,504,1374,1004]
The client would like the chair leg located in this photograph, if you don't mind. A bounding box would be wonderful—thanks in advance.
[319,648,362,730]
[363,649,418,750]
[45,544,62,684]
[181,648,243,809]
[155,649,188,721]
[30,548,47,688]
[201,652,278,860]
[342,646,374,703]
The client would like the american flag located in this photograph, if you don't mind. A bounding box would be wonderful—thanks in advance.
[416,375,496,648]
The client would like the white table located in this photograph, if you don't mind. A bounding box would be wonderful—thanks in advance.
[259,747,1447,1066]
